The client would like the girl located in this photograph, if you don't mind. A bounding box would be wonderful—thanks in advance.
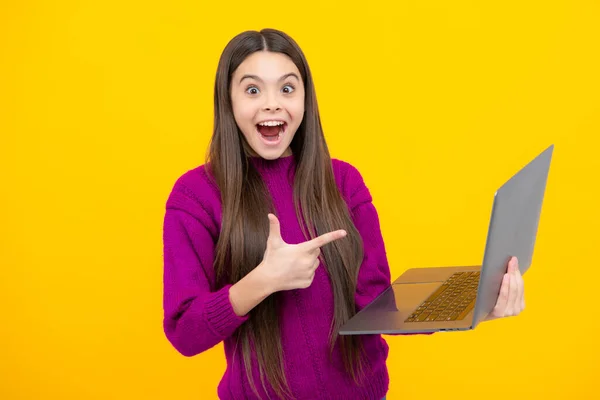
[162,28,525,400]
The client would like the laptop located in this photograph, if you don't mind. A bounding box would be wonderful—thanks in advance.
[339,144,554,335]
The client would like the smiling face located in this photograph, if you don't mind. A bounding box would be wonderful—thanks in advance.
[230,51,305,160]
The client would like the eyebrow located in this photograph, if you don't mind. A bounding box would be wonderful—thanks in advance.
[239,72,300,84]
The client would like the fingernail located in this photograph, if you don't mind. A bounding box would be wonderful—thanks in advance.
[341,230,347,237]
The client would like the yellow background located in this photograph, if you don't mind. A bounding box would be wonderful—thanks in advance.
[1,0,598,399]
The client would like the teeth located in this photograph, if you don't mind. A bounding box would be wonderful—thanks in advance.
[258,121,284,126]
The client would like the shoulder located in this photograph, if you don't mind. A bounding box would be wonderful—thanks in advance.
[331,158,373,208]
[164,164,221,231]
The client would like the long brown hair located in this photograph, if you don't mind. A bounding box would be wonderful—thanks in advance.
[206,28,367,399]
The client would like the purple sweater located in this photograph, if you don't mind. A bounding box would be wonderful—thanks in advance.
[162,155,395,399]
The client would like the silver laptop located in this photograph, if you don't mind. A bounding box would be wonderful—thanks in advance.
[339,144,554,335]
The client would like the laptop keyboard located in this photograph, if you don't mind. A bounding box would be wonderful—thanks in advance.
[405,271,480,323]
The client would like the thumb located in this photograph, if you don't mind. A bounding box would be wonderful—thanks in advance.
[267,213,283,245]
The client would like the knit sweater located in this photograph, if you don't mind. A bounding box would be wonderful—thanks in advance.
[162,155,398,400]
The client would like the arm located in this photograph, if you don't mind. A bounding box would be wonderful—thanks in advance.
[163,208,250,356]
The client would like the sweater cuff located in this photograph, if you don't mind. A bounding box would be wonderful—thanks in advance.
[203,284,249,338]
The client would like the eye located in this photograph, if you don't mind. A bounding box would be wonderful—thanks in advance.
[245,85,260,95]
[282,84,295,94]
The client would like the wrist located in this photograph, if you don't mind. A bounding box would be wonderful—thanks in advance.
[252,262,277,297]
[229,263,275,317]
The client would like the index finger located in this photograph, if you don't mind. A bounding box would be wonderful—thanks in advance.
[302,229,347,250]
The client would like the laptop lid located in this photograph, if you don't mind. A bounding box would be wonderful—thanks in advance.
[472,144,554,327]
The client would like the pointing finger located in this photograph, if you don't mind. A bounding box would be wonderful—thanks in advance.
[302,229,347,251]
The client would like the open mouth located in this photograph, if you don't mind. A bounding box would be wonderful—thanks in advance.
[256,120,287,145]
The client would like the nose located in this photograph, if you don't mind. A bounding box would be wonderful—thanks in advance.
[262,92,281,112]
[263,104,281,111]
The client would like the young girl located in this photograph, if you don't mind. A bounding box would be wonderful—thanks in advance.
[162,28,525,400]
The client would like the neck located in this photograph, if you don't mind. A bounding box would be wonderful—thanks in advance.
[249,153,296,173]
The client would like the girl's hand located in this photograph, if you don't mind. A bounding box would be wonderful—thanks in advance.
[258,213,347,293]
[485,256,525,321]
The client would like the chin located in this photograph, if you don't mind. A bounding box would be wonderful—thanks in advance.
[247,140,292,160]
[255,148,289,160]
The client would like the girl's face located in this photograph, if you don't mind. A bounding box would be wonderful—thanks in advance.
[230,51,305,160]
